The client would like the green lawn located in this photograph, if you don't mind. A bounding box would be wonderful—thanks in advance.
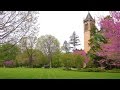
[0,68,120,79]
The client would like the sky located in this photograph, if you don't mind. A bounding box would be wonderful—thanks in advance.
[38,11,110,50]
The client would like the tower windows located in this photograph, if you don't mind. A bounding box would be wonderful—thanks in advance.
[85,22,88,32]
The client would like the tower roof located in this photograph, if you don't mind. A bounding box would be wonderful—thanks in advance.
[84,12,94,22]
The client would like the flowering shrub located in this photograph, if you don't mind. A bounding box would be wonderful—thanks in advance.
[73,50,89,62]
[3,60,14,67]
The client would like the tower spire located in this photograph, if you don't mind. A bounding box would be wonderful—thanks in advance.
[84,12,94,23]
[83,12,95,53]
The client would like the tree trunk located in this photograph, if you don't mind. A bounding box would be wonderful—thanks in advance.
[29,55,33,67]
[48,53,52,68]
[83,63,86,68]
[49,60,52,68]
[49,55,52,68]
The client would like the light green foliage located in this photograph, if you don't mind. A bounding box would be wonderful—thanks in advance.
[32,50,47,67]
[61,53,85,70]
[52,50,62,68]
[73,54,85,69]
[61,53,73,70]
[15,51,29,67]
[16,50,47,67]
[36,35,60,68]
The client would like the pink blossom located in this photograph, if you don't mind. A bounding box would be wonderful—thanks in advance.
[99,11,120,61]
[73,49,90,63]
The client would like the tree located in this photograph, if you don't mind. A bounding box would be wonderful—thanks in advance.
[36,35,60,68]
[62,40,70,53]
[73,54,85,69]
[87,24,107,67]
[0,43,20,65]
[32,50,47,67]
[61,53,73,70]
[19,36,37,67]
[16,49,47,67]
[61,52,85,70]
[98,11,120,69]
[52,50,62,68]
[0,11,39,50]
[69,31,80,51]
[73,50,89,68]
[15,50,29,67]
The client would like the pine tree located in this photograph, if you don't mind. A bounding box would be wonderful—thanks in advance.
[69,31,80,51]
[87,25,107,67]
[62,40,70,53]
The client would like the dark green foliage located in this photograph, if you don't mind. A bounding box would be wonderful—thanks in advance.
[107,69,120,73]
[3,60,15,68]
[32,50,48,67]
[79,68,105,72]
[0,43,20,62]
[88,25,107,67]
[88,25,107,53]
[72,54,85,69]
[86,59,96,68]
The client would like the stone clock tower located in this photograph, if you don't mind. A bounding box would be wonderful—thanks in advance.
[83,12,95,53]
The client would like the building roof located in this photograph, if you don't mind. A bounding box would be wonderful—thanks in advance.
[84,12,94,22]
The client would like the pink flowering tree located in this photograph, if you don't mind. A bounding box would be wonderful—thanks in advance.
[98,11,120,69]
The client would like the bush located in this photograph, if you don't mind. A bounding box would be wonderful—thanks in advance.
[16,50,47,67]
[52,59,62,68]
[73,54,85,69]
[61,53,85,70]
[43,64,50,68]
[3,60,15,68]
[63,67,71,71]
[32,64,43,68]
[61,53,73,70]
[52,53,62,68]
[79,68,105,72]
[107,68,120,73]
[86,60,94,68]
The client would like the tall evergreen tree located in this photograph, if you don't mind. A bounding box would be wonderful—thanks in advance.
[69,31,80,51]
[87,25,107,67]
[62,40,70,53]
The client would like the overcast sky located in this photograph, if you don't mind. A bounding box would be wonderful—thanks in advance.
[38,11,110,50]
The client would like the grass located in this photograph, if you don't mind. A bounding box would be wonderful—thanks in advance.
[0,68,120,79]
